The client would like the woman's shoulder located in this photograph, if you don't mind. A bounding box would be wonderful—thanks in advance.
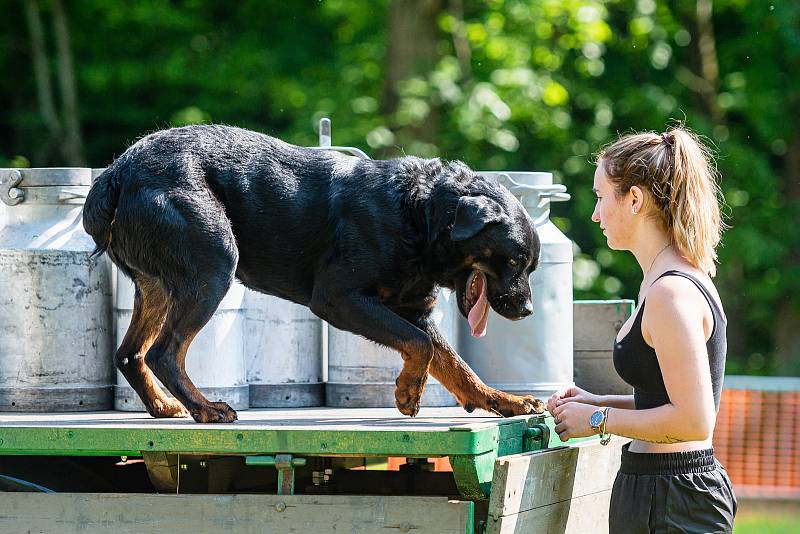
[646,275,704,312]
[642,265,725,338]
[650,265,724,314]
[639,277,709,352]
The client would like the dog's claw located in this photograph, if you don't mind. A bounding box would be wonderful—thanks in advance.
[395,390,422,417]
[523,396,546,414]
[191,401,238,423]
[394,370,427,417]
[148,398,189,419]
[394,385,423,417]
[481,392,547,418]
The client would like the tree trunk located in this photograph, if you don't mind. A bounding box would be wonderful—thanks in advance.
[51,0,85,166]
[448,0,471,82]
[694,0,723,124]
[385,0,442,149]
[772,130,800,375]
[23,0,61,164]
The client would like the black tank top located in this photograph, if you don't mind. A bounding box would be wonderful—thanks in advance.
[612,270,727,411]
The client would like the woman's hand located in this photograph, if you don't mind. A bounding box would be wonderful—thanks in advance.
[550,401,600,442]
[546,385,601,413]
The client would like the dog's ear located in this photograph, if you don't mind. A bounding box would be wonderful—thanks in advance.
[451,195,506,241]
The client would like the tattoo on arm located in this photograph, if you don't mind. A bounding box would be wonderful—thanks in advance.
[625,433,683,444]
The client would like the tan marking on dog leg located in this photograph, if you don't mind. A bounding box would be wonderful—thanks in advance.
[394,340,433,417]
[116,277,188,418]
[172,332,237,423]
[427,331,545,417]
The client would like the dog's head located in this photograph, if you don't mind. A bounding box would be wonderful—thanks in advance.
[440,178,541,338]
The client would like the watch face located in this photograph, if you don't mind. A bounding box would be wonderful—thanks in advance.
[590,410,604,427]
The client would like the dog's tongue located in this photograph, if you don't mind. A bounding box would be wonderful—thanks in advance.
[468,272,490,338]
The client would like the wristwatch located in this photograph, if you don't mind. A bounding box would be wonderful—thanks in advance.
[589,407,612,445]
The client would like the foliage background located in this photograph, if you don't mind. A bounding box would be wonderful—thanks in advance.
[1,0,797,376]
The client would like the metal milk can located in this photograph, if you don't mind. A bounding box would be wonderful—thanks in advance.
[459,171,573,399]
[244,291,324,407]
[0,168,113,411]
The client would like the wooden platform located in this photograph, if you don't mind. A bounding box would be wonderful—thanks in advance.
[0,408,626,533]
[0,407,553,458]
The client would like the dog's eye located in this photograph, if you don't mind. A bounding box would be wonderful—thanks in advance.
[507,258,518,268]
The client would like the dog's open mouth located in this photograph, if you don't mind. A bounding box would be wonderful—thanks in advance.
[466,270,490,338]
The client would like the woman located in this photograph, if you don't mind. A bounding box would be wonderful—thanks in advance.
[548,127,737,533]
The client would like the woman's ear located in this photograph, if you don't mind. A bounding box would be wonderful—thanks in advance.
[629,185,645,215]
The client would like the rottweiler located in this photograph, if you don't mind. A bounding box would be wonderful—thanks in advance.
[83,125,545,422]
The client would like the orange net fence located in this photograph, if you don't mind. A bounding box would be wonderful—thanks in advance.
[714,377,800,500]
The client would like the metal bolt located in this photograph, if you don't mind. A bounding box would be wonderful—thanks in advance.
[275,501,286,512]
[8,188,21,199]
[199,461,207,468]
[180,463,188,471]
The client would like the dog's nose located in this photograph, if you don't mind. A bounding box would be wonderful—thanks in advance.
[519,301,534,317]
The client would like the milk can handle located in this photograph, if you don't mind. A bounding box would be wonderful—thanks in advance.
[308,117,372,159]
[498,173,571,203]
[0,169,25,206]
[59,188,89,201]
[539,191,571,202]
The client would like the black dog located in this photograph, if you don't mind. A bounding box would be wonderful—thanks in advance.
[83,125,545,422]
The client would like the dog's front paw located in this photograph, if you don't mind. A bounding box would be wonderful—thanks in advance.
[148,398,190,418]
[395,387,422,417]
[520,395,546,414]
[394,372,428,417]
[485,392,546,417]
[191,401,238,423]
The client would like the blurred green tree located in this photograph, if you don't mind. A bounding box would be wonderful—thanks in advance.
[0,0,795,375]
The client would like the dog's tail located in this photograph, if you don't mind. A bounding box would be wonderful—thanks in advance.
[83,166,121,259]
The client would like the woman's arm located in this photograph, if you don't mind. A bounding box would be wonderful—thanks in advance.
[553,277,717,443]
[595,394,636,410]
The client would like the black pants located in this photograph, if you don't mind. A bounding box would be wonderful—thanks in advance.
[609,443,737,533]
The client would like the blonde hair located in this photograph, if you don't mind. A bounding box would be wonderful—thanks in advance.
[597,127,726,276]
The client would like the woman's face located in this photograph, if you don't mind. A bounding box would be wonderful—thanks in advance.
[591,161,634,250]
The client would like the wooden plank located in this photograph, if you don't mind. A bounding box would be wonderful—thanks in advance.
[487,490,612,534]
[487,437,628,520]
[0,407,525,458]
[0,493,474,534]
[0,407,504,431]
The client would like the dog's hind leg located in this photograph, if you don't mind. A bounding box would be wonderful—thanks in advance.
[115,276,189,418]
[144,267,238,423]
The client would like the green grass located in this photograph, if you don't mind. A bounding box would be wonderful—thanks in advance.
[734,500,800,534]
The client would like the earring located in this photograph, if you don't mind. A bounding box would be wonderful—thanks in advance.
[632,208,638,215]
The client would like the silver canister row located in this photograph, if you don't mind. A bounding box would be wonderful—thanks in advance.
[0,163,573,412]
